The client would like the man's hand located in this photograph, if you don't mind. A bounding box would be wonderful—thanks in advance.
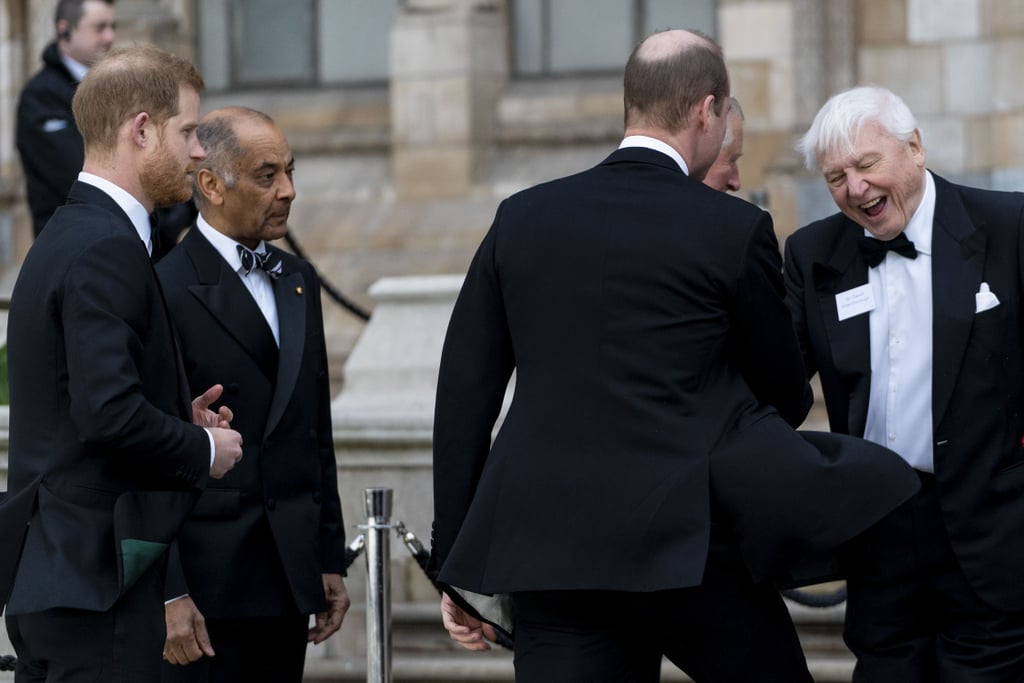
[163,597,215,665]
[209,427,242,479]
[192,384,233,429]
[440,592,497,651]
[309,573,350,644]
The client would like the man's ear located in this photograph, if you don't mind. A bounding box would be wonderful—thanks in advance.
[131,112,151,149]
[196,168,224,206]
[908,129,926,167]
[698,94,716,131]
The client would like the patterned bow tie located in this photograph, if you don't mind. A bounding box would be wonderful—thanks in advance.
[857,233,918,268]
[237,245,283,280]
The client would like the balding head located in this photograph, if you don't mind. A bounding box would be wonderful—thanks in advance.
[623,29,729,134]
[193,107,295,249]
[192,106,275,205]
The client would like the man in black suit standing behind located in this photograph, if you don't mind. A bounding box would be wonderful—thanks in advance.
[785,85,1024,681]
[16,0,115,238]
[155,107,349,682]
[0,45,243,682]
[16,0,198,252]
[431,29,821,682]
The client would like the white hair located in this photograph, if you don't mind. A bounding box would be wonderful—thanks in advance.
[722,96,744,147]
[796,86,921,170]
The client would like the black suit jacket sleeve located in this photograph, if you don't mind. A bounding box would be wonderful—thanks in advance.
[63,233,209,481]
[15,46,83,235]
[730,213,813,427]
[429,215,515,575]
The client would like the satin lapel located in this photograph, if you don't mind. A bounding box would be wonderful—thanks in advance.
[265,265,306,437]
[182,230,279,382]
[813,221,873,436]
[931,179,986,427]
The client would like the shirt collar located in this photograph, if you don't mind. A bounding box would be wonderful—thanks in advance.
[863,170,934,256]
[196,214,267,273]
[618,135,689,175]
[77,171,152,251]
[61,54,89,82]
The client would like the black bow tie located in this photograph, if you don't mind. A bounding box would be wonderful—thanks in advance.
[237,245,283,280]
[858,233,918,268]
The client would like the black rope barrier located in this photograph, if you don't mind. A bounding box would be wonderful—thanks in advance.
[393,521,515,651]
[283,230,371,321]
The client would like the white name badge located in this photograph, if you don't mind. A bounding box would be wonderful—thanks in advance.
[835,283,875,321]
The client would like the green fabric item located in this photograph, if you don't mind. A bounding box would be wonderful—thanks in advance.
[120,538,167,590]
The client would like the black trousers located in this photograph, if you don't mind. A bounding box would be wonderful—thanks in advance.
[6,559,166,683]
[844,472,1024,683]
[510,527,812,683]
[160,614,309,683]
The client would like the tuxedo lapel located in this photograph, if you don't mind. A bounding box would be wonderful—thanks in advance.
[182,229,279,382]
[812,221,872,436]
[265,263,307,437]
[931,177,986,427]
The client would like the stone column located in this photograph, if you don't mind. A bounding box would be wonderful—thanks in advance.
[390,0,508,198]
[322,275,464,666]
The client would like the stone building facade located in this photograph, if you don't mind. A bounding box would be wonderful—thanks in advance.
[2,1,1024,677]
[1,0,1023,378]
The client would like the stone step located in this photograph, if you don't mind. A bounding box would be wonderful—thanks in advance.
[305,652,853,682]
[309,598,853,681]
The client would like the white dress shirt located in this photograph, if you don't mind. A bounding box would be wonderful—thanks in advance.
[863,171,936,472]
[196,216,280,347]
[61,54,89,82]
[78,172,154,255]
[619,135,690,175]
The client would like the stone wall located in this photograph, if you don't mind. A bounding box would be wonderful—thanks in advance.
[857,0,1024,189]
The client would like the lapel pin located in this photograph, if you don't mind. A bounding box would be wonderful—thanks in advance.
[296,286,303,295]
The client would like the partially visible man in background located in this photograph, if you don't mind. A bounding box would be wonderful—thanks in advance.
[702,96,744,193]
[17,0,114,238]
[16,0,194,254]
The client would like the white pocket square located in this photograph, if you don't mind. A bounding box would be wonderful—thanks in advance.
[975,282,1000,313]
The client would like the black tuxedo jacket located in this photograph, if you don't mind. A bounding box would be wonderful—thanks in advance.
[156,226,346,618]
[784,173,1024,610]
[431,147,918,601]
[0,181,210,615]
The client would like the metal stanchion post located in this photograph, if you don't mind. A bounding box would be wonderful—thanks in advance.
[362,487,393,683]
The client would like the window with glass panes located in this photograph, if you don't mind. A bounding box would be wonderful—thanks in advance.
[511,0,717,77]
[197,0,400,90]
